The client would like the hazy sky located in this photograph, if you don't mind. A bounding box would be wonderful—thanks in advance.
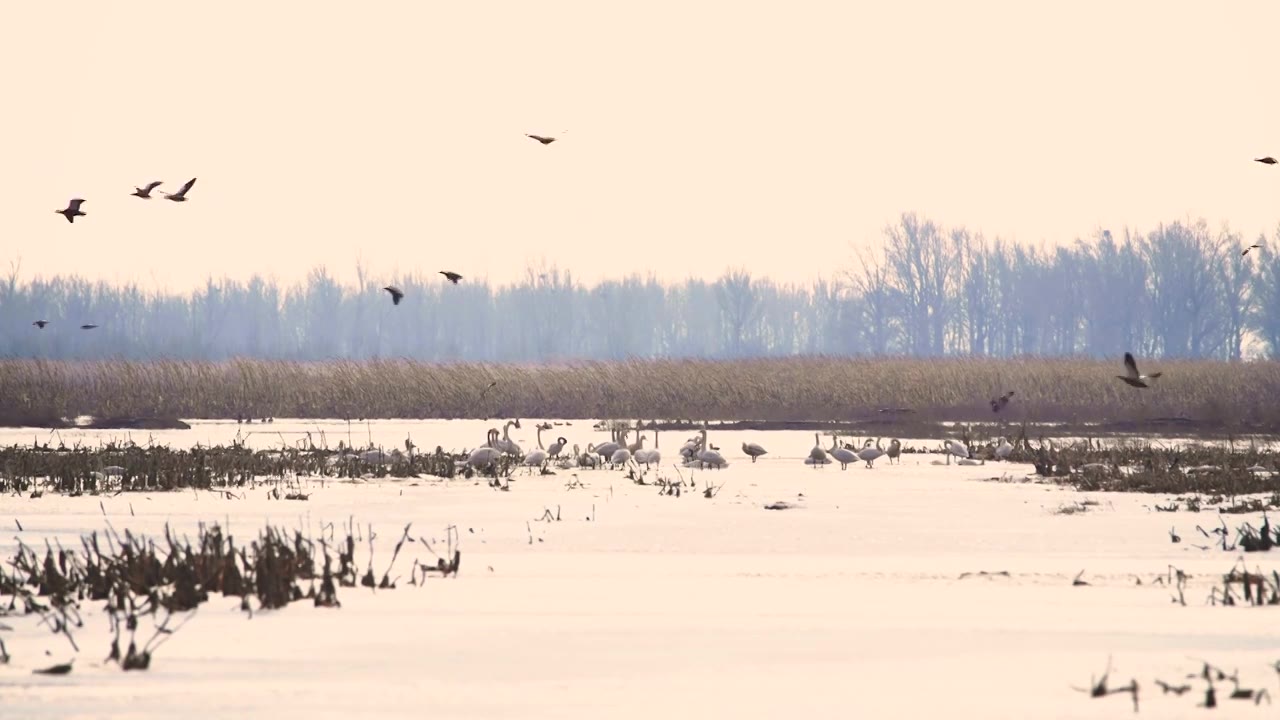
[2,1,1277,292]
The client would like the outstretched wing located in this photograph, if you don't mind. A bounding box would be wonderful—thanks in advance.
[68,199,86,211]
[1123,352,1140,379]
[143,181,163,192]
[177,177,197,194]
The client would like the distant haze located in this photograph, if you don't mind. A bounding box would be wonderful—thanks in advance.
[2,1,1277,291]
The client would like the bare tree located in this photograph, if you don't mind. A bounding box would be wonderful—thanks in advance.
[715,268,760,357]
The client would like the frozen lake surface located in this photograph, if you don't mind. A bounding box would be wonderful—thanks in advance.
[0,420,1276,718]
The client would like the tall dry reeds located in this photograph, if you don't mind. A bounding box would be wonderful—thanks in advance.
[2,356,1280,425]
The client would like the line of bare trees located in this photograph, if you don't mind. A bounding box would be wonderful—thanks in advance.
[2,212,1278,362]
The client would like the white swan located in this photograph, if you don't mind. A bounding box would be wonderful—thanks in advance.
[827,434,858,470]
[994,437,1013,461]
[627,422,645,454]
[805,432,831,467]
[634,430,662,468]
[522,426,549,471]
[610,447,632,467]
[886,439,902,465]
[742,440,768,463]
[496,420,523,456]
[547,435,568,459]
[679,435,701,461]
[649,428,663,466]
[856,438,886,469]
[468,429,504,471]
[577,443,600,469]
[696,426,727,469]
[943,438,970,465]
[594,428,622,463]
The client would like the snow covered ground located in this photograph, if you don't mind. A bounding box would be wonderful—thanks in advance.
[0,420,1277,718]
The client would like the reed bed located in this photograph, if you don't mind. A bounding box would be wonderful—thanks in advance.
[1004,438,1280,497]
[0,442,515,494]
[2,356,1280,426]
[0,518,460,672]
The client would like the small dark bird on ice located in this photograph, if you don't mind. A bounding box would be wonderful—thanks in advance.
[80,324,98,330]
[526,134,557,145]
[1243,240,1264,256]
[56,199,86,223]
[32,320,49,329]
[1255,156,1277,165]
[161,177,197,202]
[440,271,463,284]
[131,181,163,198]
[1154,679,1191,696]
[479,381,498,399]
[990,390,1015,413]
[383,286,405,305]
[1117,352,1161,388]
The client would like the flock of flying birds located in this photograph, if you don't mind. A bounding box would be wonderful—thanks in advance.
[32,132,567,330]
[29,146,1276,337]
[39,178,198,330]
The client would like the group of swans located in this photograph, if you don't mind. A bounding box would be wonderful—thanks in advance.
[465,420,1016,477]
[805,433,900,470]
[933,436,1014,465]
[673,425,730,469]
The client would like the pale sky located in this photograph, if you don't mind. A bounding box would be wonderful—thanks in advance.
[2,1,1277,292]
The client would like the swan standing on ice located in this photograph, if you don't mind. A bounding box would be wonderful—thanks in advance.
[994,437,1014,461]
[679,434,701,462]
[468,429,504,471]
[577,444,600,469]
[856,438,886,469]
[594,428,622,464]
[634,429,661,468]
[547,436,568,459]
[523,426,550,472]
[610,446,632,468]
[886,439,902,465]
[627,423,646,454]
[943,438,970,465]
[496,420,523,456]
[806,433,831,467]
[827,434,857,470]
[742,440,768,463]
[696,426,727,469]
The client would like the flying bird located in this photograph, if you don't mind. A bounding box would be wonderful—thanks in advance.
[1116,352,1161,388]
[131,181,163,198]
[440,271,463,284]
[56,199,86,223]
[383,286,405,305]
[32,320,49,329]
[1243,240,1264,256]
[990,390,1015,413]
[80,324,98,330]
[526,134,557,145]
[162,177,197,202]
[1255,156,1277,165]
[479,381,498,399]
